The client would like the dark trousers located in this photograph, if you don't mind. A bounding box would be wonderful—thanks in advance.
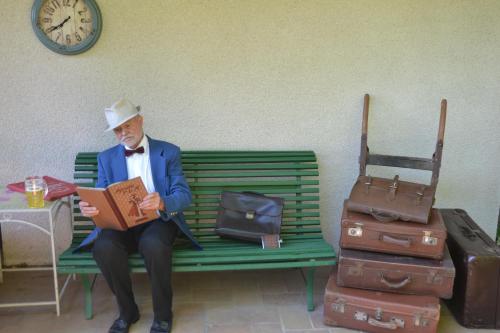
[92,219,178,322]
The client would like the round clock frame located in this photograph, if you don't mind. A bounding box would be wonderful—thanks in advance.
[31,0,102,55]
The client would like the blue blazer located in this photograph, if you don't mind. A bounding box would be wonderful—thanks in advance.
[74,137,202,252]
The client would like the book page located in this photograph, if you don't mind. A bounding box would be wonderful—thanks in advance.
[107,177,158,228]
[76,187,128,231]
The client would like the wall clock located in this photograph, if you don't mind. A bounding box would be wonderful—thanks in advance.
[31,0,102,55]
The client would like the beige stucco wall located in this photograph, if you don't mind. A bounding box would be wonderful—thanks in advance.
[0,0,499,265]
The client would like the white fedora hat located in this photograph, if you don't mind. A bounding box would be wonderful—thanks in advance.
[104,98,141,132]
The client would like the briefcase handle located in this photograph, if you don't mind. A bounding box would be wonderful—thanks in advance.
[240,191,285,205]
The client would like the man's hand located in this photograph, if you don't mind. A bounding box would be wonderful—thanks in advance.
[79,201,99,217]
[140,192,165,211]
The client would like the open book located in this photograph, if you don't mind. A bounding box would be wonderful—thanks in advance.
[76,177,158,231]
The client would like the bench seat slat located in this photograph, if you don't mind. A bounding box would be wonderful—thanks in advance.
[69,233,327,244]
[58,259,337,274]
[60,244,333,262]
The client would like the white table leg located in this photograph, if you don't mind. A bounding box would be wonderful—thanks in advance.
[0,247,3,283]
[49,208,60,316]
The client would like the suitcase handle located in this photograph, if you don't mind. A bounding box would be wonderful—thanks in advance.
[370,209,399,222]
[380,274,412,289]
[379,234,411,247]
[367,317,400,330]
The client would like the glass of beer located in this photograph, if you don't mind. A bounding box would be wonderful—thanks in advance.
[24,176,48,208]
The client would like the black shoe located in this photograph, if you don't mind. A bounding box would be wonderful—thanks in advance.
[150,319,172,333]
[108,314,140,333]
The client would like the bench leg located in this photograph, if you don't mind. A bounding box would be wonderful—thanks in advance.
[81,274,93,319]
[306,267,315,311]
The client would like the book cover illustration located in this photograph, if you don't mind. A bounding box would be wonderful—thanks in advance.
[107,177,158,227]
[76,177,158,231]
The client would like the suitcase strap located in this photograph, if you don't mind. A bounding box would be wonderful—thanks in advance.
[415,185,426,205]
[387,175,399,200]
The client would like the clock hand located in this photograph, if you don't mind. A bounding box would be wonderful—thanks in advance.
[45,16,71,33]
[59,16,71,28]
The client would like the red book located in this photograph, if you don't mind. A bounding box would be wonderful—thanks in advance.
[7,176,77,201]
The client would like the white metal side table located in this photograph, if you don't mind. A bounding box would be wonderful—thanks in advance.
[0,186,70,316]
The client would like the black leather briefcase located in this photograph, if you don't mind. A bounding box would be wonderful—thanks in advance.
[215,191,284,248]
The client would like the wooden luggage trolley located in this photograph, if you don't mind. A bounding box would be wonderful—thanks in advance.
[326,95,451,333]
[358,93,447,205]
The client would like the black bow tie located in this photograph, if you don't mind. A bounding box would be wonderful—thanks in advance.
[124,146,145,157]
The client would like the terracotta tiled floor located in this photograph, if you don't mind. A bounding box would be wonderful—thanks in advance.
[0,268,498,333]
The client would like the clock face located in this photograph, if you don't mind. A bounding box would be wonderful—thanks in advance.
[32,0,102,55]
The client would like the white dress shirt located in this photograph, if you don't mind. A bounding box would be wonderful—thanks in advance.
[124,135,156,194]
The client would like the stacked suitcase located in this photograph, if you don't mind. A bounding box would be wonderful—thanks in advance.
[324,95,455,333]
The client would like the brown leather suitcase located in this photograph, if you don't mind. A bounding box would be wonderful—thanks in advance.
[346,175,435,224]
[324,269,440,332]
[337,246,455,298]
[340,204,447,259]
[346,94,447,224]
[442,208,500,329]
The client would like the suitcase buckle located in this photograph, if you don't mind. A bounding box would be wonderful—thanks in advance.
[347,262,363,276]
[332,300,346,313]
[392,318,405,328]
[348,226,363,237]
[375,308,383,320]
[354,311,368,321]
[422,231,438,246]
[414,313,429,327]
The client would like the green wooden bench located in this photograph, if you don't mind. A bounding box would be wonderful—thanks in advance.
[58,151,336,319]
